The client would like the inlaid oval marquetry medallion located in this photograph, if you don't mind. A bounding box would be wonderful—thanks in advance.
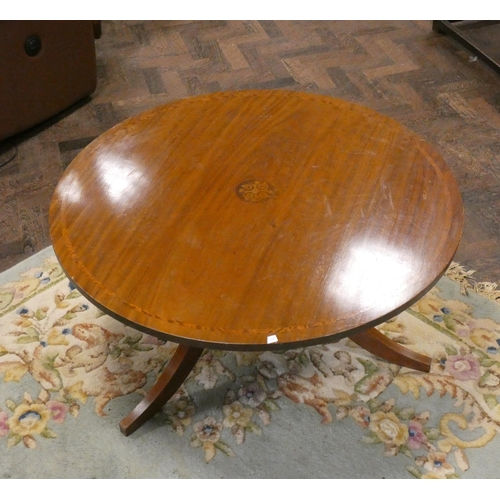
[236,179,275,203]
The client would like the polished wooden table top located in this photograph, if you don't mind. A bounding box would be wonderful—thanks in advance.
[49,89,463,351]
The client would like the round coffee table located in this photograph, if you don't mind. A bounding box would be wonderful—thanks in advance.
[49,90,463,436]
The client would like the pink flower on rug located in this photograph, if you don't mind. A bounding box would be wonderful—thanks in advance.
[349,406,371,428]
[407,420,427,450]
[454,320,477,338]
[0,411,9,436]
[192,417,222,444]
[164,398,195,435]
[191,417,233,463]
[445,354,481,381]
[419,452,455,478]
[238,384,267,408]
[46,401,68,424]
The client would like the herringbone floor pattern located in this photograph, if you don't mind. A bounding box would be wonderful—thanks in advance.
[2,20,500,284]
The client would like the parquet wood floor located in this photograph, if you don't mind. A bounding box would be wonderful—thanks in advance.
[1,20,500,285]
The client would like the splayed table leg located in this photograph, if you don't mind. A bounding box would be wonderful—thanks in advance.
[349,327,432,372]
[119,344,204,436]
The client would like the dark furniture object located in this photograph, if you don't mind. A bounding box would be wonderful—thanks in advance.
[433,21,500,76]
[49,90,464,436]
[0,21,98,141]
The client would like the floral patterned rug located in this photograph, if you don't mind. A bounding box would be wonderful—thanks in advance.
[1,247,500,479]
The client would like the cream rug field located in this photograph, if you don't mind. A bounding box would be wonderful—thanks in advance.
[1,247,500,479]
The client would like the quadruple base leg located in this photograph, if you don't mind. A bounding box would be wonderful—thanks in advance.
[349,327,432,372]
[119,327,431,436]
[119,344,204,436]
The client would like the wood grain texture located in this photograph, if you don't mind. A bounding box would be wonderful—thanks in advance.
[49,89,463,350]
